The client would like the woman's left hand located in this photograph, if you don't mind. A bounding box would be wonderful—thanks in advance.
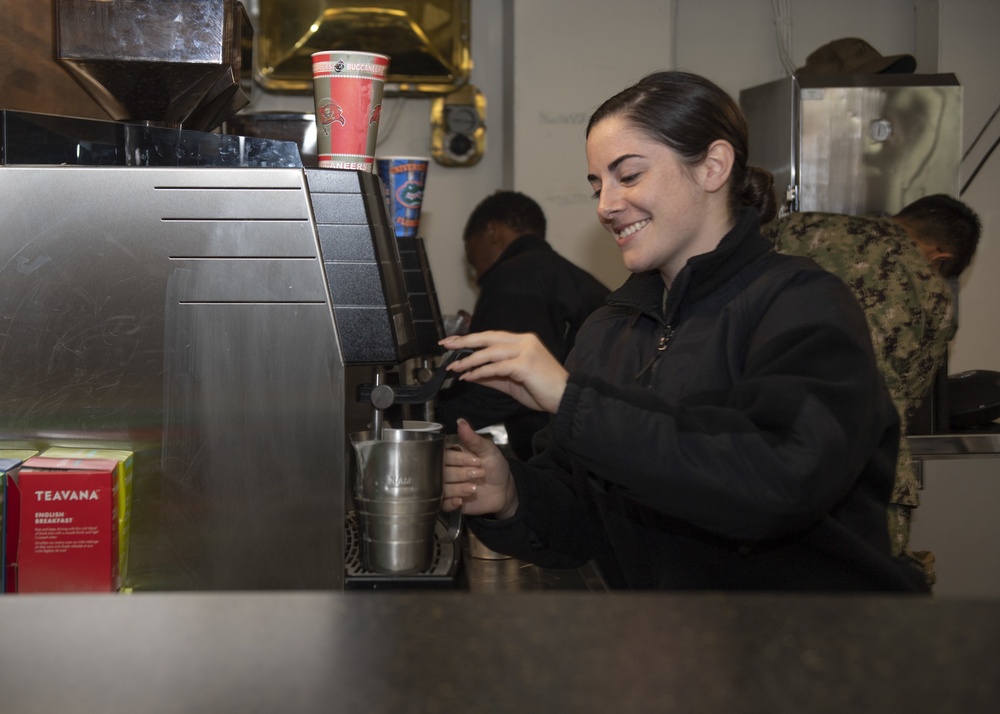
[439,331,568,414]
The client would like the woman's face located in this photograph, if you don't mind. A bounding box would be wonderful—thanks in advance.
[586,115,728,285]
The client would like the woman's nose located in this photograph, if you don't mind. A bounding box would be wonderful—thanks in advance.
[597,186,621,221]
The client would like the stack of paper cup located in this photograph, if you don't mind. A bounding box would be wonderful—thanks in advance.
[376,156,430,237]
[311,50,390,171]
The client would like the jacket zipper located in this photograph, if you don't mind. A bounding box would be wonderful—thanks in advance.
[636,323,674,387]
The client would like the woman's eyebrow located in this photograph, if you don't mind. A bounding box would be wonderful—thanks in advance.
[587,153,644,182]
[608,153,643,172]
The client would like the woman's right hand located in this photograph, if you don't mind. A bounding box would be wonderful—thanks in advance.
[442,419,519,520]
[439,331,569,414]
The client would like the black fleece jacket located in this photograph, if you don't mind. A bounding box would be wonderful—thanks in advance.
[469,209,928,592]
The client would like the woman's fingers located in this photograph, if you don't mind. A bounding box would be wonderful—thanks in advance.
[442,332,535,380]
[442,331,521,361]
[444,336,517,373]
[440,418,516,517]
[443,421,484,497]
[440,331,567,414]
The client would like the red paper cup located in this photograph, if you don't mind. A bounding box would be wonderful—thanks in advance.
[311,50,390,171]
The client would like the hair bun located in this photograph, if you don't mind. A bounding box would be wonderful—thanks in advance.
[742,166,777,225]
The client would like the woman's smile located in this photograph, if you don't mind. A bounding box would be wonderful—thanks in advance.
[615,218,650,241]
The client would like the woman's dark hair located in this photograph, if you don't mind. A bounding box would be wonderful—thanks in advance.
[586,71,776,224]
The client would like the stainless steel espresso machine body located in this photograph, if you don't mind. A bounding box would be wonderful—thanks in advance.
[0,0,430,592]
[0,110,418,591]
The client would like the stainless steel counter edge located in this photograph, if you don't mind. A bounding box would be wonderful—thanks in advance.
[1,591,998,713]
[908,431,1000,457]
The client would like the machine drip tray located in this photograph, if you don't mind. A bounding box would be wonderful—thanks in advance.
[344,510,464,590]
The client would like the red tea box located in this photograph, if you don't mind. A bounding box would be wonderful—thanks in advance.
[7,457,119,593]
[40,447,134,584]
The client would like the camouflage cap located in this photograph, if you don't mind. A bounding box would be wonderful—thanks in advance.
[796,38,916,76]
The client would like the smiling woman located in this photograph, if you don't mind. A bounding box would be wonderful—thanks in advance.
[438,70,929,593]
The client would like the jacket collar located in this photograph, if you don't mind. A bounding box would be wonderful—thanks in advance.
[478,234,551,283]
[607,208,770,320]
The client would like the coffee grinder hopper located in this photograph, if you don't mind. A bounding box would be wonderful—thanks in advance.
[54,0,253,130]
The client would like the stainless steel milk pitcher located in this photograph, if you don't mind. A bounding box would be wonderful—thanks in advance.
[349,427,459,574]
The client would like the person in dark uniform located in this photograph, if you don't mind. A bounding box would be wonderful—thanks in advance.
[765,195,981,584]
[434,190,609,460]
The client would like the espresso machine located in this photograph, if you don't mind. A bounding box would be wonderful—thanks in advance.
[0,0,459,591]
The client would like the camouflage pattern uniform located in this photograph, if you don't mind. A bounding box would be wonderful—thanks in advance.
[764,212,955,568]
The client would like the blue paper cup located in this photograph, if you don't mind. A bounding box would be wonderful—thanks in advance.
[376,156,429,237]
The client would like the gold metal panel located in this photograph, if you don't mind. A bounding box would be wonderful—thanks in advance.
[256,0,471,96]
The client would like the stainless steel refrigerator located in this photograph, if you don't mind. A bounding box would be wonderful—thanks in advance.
[739,73,962,217]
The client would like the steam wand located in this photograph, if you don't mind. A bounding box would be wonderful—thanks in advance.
[358,350,473,437]
[370,367,386,440]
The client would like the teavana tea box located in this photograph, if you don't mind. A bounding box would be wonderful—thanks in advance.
[40,447,133,584]
[6,457,119,593]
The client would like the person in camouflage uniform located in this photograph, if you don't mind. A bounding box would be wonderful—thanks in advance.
[764,195,981,584]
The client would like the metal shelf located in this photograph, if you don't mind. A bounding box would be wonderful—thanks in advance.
[908,431,1000,458]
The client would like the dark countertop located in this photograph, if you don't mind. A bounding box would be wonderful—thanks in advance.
[2,591,998,713]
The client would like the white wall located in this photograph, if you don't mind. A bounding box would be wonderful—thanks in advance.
[932,0,1000,374]
[510,0,675,293]
[674,0,917,100]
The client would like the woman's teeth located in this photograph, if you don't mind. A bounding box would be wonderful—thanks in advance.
[617,219,650,239]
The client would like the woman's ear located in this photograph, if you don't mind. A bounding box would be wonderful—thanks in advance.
[700,140,735,194]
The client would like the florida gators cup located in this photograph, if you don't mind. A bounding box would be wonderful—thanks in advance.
[376,156,429,237]
[311,50,390,171]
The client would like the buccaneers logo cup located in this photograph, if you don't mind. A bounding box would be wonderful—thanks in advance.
[311,51,390,171]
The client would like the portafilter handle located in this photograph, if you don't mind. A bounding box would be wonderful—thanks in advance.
[357,349,473,409]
